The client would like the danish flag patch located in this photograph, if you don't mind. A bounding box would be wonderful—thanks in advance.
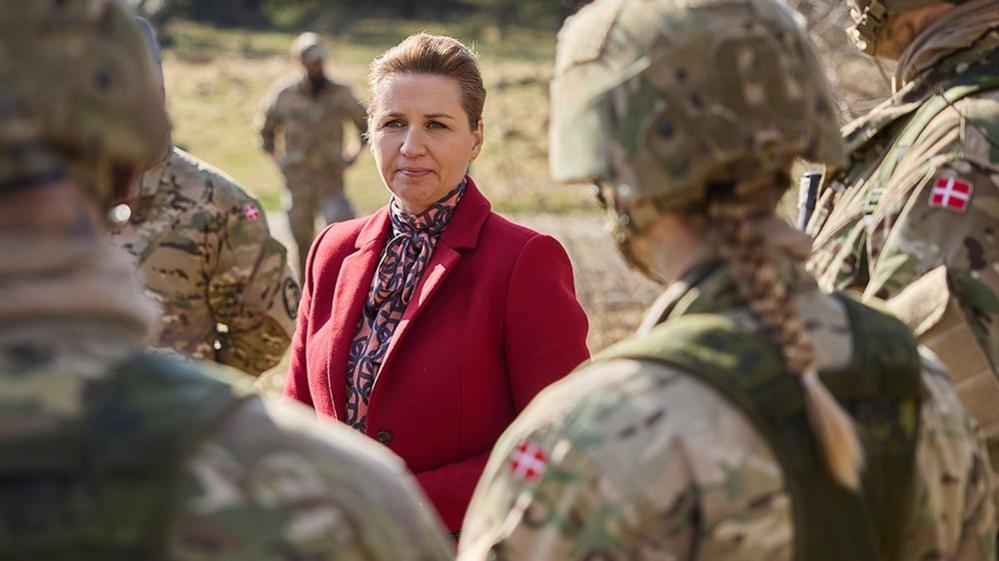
[929,177,973,212]
[242,203,261,221]
[509,441,549,482]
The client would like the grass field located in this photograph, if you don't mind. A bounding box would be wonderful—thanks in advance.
[160,12,891,390]
[162,17,593,215]
[161,8,885,219]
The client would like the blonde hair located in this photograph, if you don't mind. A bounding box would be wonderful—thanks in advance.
[367,33,486,129]
[707,174,864,490]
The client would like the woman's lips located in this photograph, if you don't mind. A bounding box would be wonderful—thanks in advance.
[399,168,432,179]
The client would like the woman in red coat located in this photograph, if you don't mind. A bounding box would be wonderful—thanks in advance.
[283,33,590,533]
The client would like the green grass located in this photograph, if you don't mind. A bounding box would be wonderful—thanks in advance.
[162,18,593,215]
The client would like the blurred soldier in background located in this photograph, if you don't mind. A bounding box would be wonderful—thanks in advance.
[112,18,297,377]
[0,2,455,559]
[459,0,995,559]
[806,0,999,477]
[258,31,368,276]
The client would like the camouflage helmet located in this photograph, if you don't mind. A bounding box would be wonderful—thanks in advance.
[551,0,844,245]
[0,0,169,208]
[848,0,969,54]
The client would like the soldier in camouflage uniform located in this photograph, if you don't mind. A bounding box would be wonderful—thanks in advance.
[258,31,368,276]
[0,2,454,559]
[112,20,298,377]
[806,0,999,457]
[459,0,995,559]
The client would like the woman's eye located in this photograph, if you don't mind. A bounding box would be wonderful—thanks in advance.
[427,121,447,130]
[381,119,404,129]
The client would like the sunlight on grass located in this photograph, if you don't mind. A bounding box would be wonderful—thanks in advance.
[162,18,590,215]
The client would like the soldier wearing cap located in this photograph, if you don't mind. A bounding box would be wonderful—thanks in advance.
[458,0,995,559]
[0,2,454,558]
[258,31,368,276]
[805,0,999,471]
[111,18,298,377]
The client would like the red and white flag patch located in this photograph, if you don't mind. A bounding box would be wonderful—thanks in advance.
[929,177,973,212]
[242,203,261,221]
[509,441,549,482]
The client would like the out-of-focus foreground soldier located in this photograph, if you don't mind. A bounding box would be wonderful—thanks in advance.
[459,0,995,559]
[806,0,999,465]
[0,2,455,559]
[111,18,297,377]
[257,31,368,277]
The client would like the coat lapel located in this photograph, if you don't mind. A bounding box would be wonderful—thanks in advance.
[375,176,492,390]
[377,242,461,380]
[323,210,389,419]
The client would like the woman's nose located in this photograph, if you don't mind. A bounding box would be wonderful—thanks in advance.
[399,127,426,158]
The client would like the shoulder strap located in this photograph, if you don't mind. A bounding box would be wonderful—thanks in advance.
[862,67,999,213]
[596,294,922,561]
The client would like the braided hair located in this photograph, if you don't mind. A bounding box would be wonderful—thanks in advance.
[706,174,864,490]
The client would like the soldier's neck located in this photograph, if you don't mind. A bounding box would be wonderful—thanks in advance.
[629,213,713,287]
[0,180,102,237]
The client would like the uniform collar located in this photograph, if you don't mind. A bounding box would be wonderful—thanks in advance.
[137,145,173,199]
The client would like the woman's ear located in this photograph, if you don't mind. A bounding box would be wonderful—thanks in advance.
[469,119,484,161]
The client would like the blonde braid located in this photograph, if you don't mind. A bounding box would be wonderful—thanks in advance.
[707,176,864,490]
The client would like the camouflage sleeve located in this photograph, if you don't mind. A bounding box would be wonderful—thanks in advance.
[459,358,791,561]
[256,86,282,154]
[208,197,298,376]
[168,395,454,561]
[867,155,999,408]
[864,89,999,374]
[901,353,996,561]
[865,157,999,302]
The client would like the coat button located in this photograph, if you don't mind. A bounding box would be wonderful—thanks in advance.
[375,430,392,444]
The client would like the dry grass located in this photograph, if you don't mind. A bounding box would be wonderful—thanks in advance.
[161,9,893,393]
[163,18,586,215]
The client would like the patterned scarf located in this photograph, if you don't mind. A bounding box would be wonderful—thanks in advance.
[344,181,466,431]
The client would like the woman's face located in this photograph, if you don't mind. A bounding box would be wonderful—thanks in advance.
[369,73,483,214]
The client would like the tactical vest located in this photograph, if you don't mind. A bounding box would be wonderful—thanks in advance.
[0,352,247,560]
[809,58,999,252]
[861,63,999,214]
[598,293,923,561]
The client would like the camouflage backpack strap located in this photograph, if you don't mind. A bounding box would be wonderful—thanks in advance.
[862,62,999,214]
[595,295,922,561]
[0,353,249,560]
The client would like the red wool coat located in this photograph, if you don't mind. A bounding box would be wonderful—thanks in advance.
[284,177,590,531]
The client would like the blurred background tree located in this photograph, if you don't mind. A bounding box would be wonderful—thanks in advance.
[130,0,591,30]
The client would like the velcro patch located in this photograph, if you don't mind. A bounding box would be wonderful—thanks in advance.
[243,203,261,221]
[928,177,973,212]
[509,440,549,482]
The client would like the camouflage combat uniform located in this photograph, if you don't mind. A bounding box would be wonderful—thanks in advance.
[807,0,999,447]
[0,3,454,559]
[460,241,995,561]
[258,66,368,275]
[111,147,298,377]
[0,238,453,561]
[461,0,996,558]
